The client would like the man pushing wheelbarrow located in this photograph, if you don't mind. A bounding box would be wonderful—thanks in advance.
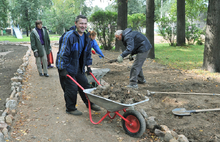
[56,15,101,115]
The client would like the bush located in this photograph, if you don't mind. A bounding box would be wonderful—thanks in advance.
[89,11,117,50]
[156,17,176,46]
[185,22,203,45]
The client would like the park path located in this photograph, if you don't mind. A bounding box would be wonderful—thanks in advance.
[11,45,140,142]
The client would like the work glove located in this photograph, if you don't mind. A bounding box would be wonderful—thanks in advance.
[34,51,38,57]
[86,66,92,75]
[60,69,68,78]
[117,55,123,63]
[129,54,134,61]
[91,50,96,54]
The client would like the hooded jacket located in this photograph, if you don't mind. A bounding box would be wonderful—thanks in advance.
[121,28,152,58]
[56,26,92,75]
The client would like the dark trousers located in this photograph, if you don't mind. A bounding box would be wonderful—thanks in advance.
[58,69,92,111]
[130,50,150,85]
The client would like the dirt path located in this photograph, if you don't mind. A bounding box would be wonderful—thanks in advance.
[9,43,220,142]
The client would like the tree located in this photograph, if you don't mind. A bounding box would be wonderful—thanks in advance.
[10,0,52,36]
[146,0,155,59]
[90,11,117,50]
[203,1,220,72]
[0,0,9,30]
[115,0,127,52]
[176,0,185,46]
[128,0,145,15]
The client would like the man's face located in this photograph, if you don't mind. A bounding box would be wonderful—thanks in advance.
[115,34,122,41]
[75,18,87,35]
[37,24,42,29]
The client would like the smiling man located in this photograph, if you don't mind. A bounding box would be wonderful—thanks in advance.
[56,15,101,116]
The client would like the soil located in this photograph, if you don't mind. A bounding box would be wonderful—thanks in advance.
[1,40,220,142]
[0,44,28,112]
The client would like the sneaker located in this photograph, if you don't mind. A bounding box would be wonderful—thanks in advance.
[66,110,82,116]
[90,104,101,111]
[126,84,138,89]
[47,65,54,69]
[44,73,49,77]
[39,73,44,76]
[138,79,146,84]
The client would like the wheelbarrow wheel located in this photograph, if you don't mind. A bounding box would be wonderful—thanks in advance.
[122,110,146,138]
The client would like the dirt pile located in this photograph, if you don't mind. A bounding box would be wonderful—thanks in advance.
[91,84,146,104]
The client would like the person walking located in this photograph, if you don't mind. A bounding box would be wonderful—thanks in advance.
[56,15,101,116]
[115,28,152,89]
[30,20,51,77]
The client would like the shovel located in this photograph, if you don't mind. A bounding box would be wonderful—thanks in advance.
[172,108,220,116]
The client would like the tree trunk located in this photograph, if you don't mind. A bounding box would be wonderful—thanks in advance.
[176,0,185,46]
[146,0,155,59]
[203,0,220,72]
[26,27,28,37]
[115,0,127,52]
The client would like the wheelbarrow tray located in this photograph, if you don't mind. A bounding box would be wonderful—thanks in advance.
[84,88,149,112]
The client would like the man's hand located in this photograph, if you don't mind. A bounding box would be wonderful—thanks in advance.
[117,55,123,63]
[60,69,68,78]
[86,66,92,75]
[129,54,134,61]
[34,51,38,57]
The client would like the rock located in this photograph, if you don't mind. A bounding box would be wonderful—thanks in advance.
[161,125,171,133]
[169,138,178,142]
[0,116,5,122]
[0,123,7,129]
[164,133,174,142]
[5,100,17,110]
[11,76,22,82]
[10,109,16,116]
[146,116,158,132]
[139,108,148,118]
[154,129,165,137]
[171,130,178,139]
[177,135,189,142]
[5,115,12,125]
[2,127,9,139]
[0,132,5,142]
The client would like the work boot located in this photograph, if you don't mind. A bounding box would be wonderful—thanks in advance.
[90,104,101,111]
[39,73,44,76]
[126,84,138,89]
[138,79,146,84]
[66,110,82,116]
[44,73,49,77]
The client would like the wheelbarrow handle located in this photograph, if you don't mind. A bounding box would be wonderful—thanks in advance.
[89,72,101,86]
[66,74,85,90]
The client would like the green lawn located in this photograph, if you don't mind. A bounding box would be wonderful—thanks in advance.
[0,34,60,42]
[154,43,204,70]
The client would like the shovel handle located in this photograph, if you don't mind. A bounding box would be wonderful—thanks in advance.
[195,108,220,112]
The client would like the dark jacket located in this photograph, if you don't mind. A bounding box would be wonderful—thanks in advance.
[56,26,92,75]
[121,28,152,58]
[30,27,51,57]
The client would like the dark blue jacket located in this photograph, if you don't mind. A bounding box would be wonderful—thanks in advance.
[56,26,92,75]
[121,28,152,58]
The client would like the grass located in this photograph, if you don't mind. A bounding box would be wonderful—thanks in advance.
[154,43,204,70]
[0,34,60,42]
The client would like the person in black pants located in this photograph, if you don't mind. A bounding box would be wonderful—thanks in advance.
[56,15,101,116]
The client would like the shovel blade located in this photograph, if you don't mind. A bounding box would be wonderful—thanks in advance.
[172,108,191,116]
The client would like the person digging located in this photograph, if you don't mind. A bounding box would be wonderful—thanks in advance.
[115,28,152,89]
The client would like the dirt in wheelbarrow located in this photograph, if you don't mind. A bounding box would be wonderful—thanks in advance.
[7,42,220,142]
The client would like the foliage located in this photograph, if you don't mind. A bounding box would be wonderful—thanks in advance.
[127,13,146,32]
[157,17,176,46]
[127,0,146,15]
[155,43,204,70]
[10,0,52,36]
[0,0,9,29]
[185,22,204,45]
[90,10,117,50]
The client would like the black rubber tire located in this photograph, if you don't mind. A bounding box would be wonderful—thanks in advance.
[122,110,146,138]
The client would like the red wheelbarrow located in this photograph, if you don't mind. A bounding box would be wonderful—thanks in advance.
[67,73,149,138]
